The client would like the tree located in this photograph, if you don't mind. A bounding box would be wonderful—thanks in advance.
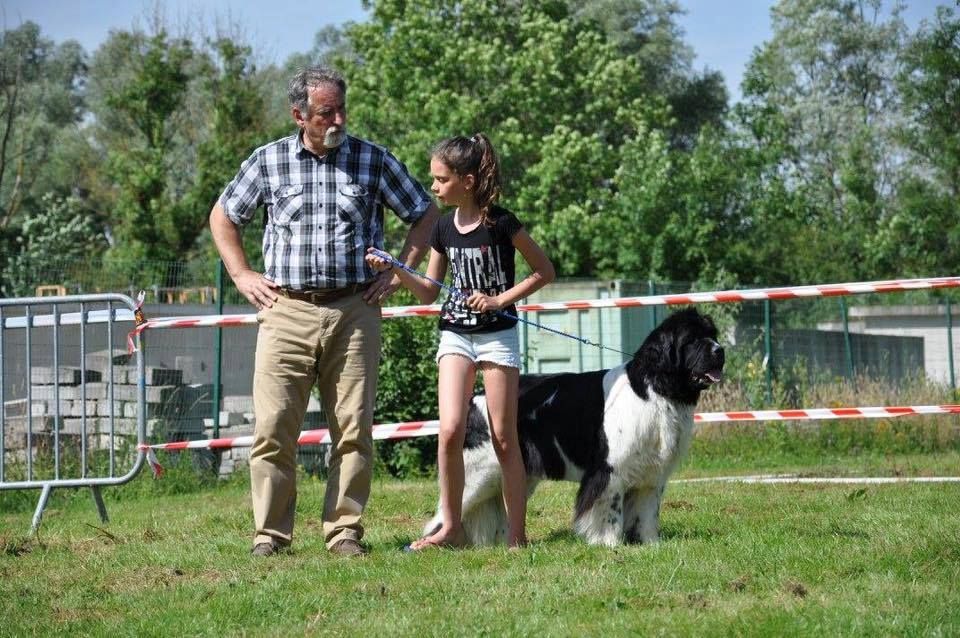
[1,193,105,297]
[736,0,909,282]
[878,5,960,276]
[0,22,86,230]
[570,0,728,148]
[336,0,670,277]
[184,38,271,263]
[85,29,196,265]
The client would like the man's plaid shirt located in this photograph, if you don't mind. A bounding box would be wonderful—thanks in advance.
[219,132,431,289]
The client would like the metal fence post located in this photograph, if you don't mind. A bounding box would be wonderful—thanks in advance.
[947,295,956,390]
[212,260,225,438]
[840,297,854,379]
[647,280,658,337]
[763,299,773,404]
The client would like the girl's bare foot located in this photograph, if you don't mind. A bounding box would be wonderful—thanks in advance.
[408,525,467,551]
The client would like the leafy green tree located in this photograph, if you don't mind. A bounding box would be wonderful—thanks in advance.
[877,5,960,276]
[736,0,908,282]
[897,4,959,198]
[336,0,669,277]
[1,193,105,296]
[0,22,88,291]
[185,38,271,264]
[0,22,86,229]
[85,29,195,265]
[570,0,728,148]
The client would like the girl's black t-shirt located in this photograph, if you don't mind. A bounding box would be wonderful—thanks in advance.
[429,205,523,334]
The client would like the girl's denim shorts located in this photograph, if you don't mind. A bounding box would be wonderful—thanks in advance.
[436,326,521,369]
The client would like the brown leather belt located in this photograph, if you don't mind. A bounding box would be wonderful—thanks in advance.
[278,281,372,304]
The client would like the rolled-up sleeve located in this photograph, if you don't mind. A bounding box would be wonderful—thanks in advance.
[379,151,431,224]
[218,152,263,226]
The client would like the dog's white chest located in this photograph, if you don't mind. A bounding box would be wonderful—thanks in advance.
[601,367,695,487]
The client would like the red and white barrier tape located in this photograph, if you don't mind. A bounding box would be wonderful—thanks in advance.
[674,474,960,484]
[695,404,960,422]
[141,420,440,477]
[139,405,960,478]
[126,275,960,346]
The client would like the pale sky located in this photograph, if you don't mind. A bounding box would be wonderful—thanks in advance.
[0,0,944,102]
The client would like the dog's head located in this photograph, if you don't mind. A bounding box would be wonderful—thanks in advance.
[628,307,725,404]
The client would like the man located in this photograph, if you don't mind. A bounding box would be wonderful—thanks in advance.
[210,66,438,557]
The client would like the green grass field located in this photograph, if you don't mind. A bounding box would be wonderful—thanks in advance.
[2,447,959,637]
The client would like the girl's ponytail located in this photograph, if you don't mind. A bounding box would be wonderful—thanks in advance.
[470,133,502,222]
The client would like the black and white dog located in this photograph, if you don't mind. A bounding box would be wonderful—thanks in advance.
[424,307,725,546]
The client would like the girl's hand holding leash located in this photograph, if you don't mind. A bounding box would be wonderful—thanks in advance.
[467,292,503,313]
[365,248,395,273]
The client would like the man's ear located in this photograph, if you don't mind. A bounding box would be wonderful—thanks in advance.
[292,106,305,128]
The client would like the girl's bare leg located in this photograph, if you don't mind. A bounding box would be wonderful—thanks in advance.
[411,354,475,550]
[480,362,527,548]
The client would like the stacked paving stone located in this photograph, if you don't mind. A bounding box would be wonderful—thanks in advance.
[2,350,208,455]
[2,350,325,477]
[212,394,323,478]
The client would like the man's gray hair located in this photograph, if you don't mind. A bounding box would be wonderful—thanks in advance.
[288,66,347,113]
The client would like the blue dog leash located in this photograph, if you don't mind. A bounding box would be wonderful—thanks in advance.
[369,249,631,358]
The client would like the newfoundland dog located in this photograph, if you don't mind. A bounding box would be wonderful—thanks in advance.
[423,307,725,547]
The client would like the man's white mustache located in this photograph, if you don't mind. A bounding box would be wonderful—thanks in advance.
[325,126,347,147]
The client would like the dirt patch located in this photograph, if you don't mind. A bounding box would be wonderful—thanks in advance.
[727,574,750,592]
[2,536,33,557]
[784,580,808,598]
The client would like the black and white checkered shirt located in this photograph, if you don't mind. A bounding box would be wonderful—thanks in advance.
[219,132,431,289]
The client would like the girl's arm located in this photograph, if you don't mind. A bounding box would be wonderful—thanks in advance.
[466,229,555,313]
[366,247,447,305]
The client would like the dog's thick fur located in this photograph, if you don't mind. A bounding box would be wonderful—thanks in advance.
[424,307,725,546]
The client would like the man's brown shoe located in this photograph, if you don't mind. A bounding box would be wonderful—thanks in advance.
[251,542,280,557]
[329,538,368,557]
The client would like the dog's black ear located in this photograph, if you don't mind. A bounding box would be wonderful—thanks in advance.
[636,325,680,373]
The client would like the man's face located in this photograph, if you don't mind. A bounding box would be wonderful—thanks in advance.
[294,82,347,154]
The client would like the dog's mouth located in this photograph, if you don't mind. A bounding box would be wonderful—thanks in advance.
[693,369,723,386]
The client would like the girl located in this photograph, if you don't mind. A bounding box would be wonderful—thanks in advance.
[366,133,554,549]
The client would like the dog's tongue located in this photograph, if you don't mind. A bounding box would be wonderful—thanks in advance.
[705,370,723,383]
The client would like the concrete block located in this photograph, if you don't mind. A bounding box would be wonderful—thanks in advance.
[27,385,77,400]
[202,411,246,428]
[3,398,48,417]
[222,395,254,413]
[30,366,101,386]
[117,366,183,386]
[175,355,207,384]
[84,349,133,372]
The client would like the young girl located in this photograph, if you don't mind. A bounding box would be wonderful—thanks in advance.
[366,133,554,549]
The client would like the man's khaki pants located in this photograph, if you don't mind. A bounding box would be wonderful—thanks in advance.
[250,292,380,549]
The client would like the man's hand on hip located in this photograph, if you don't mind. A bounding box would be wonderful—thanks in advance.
[235,270,279,310]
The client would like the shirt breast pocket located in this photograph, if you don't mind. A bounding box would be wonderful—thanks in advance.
[272,184,304,225]
[336,183,371,226]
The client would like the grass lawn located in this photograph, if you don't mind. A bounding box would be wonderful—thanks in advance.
[1,451,959,637]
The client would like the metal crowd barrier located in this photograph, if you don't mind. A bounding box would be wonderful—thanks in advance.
[0,293,145,533]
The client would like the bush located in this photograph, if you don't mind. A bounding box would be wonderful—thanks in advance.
[373,289,441,478]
